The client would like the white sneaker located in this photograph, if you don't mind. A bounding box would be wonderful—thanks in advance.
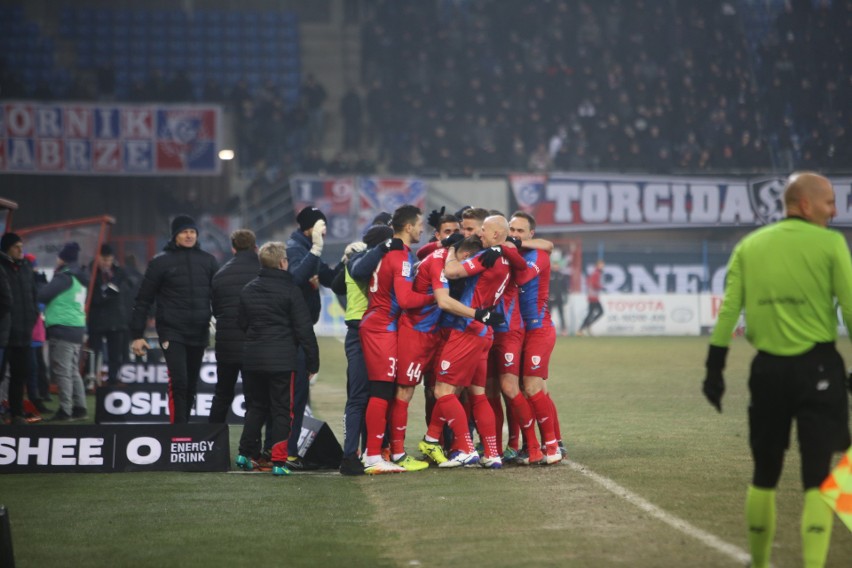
[479,455,503,469]
[363,458,406,475]
[438,450,481,468]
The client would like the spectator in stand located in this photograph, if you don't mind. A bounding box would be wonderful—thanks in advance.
[340,85,363,151]
[38,242,89,422]
[302,73,328,149]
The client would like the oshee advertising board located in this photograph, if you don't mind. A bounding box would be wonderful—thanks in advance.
[0,424,230,473]
[95,354,244,424]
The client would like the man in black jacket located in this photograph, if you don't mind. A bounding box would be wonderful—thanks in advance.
[87,243,130,386]
[284,206,342,468]
[209,229,257,423]
[129,215,218,424]
[235,242,319,476]
[0,232,38,424]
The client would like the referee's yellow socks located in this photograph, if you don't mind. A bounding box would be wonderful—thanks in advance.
[745,485,775,568]
[801,488,832,568]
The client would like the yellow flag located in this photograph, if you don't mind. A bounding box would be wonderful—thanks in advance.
[820,447,852,532]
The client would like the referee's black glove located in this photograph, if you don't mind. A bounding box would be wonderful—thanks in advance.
[480,246,502,268]
[474,307,505,328]
[702,345,728,413]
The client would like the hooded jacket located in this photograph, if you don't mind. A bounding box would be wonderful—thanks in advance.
[129,237,218,346]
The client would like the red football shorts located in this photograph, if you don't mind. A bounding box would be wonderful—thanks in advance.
[522,325,556,379]
[359,328,397,383]
[397,325,441,387]
[435,329,491,388]
[489,329,524,377]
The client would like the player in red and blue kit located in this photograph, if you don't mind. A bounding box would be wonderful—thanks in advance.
[393,244,496,466]
[359,205,435,474]
[510,211,563,464]
[420,216,522,468]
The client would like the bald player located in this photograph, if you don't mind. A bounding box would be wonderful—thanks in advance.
[703,172,852,568]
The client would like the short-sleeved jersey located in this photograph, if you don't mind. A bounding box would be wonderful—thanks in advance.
[399,248,447,334]
[360,245,432,333]
[518,248,553,331]
[443,249,512,337]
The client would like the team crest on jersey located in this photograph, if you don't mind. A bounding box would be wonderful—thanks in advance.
[439,360,451,375]
[504,353,514,367]
[401,261,411,277]
[530,355,541,370]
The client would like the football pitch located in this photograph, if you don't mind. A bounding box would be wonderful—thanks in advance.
[4,335,852,567]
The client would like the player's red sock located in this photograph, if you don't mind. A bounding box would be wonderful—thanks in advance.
[428,394,474,453]
[509,393,540,452]
[504,394,520,451]
[488,394,504,451]
[389,398,409,458]
[471,394,499,458]
[365,396,389,458]
[547,392,562,441]
[528,390,557,449]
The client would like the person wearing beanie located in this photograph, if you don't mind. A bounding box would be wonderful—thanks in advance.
[129,215,218,424]
[283,205,342,469]
[87,242,131,386]
[37,242,90,421]
[329,219,397,475]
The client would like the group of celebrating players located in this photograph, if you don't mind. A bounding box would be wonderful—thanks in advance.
[342,203,565,474]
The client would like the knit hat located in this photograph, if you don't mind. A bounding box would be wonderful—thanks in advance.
[0,232,21,252]
[100,243,114,256]
[58,242,80,263]
[296,206,327,231]
[370,211,392,226]
[363,225,393,248]
[171,214,198,238]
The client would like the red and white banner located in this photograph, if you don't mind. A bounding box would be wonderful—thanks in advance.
[0,101,222,175]
[509,173,852,231]
[289,176,358,243]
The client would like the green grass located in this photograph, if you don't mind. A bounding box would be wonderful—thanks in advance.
[4,336,852,567]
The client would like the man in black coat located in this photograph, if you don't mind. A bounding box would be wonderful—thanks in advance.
[284,205,342,468]
[235,242,319,476]
[209,229,258,423]
[0,232,38,424]
[129,215,218,424]
[87,243,130,386]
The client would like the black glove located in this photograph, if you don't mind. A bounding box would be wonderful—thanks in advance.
[474,308,505,327]
[505,236,522,248]
[441,233,464,249]
[702,345,729,413]
[427,206,446,230]
[379,238,405,253]
[479,246,502,268]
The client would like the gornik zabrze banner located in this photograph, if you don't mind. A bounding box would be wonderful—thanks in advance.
[0,423,230,473]
[0,101,222,175]
[510,173,852,232]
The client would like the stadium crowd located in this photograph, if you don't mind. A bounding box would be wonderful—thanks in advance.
[2,1,849,177]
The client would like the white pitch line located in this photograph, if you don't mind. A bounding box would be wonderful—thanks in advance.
[565,459,752,565]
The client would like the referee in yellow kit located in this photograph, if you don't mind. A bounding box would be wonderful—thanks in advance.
[704,171,852,568]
